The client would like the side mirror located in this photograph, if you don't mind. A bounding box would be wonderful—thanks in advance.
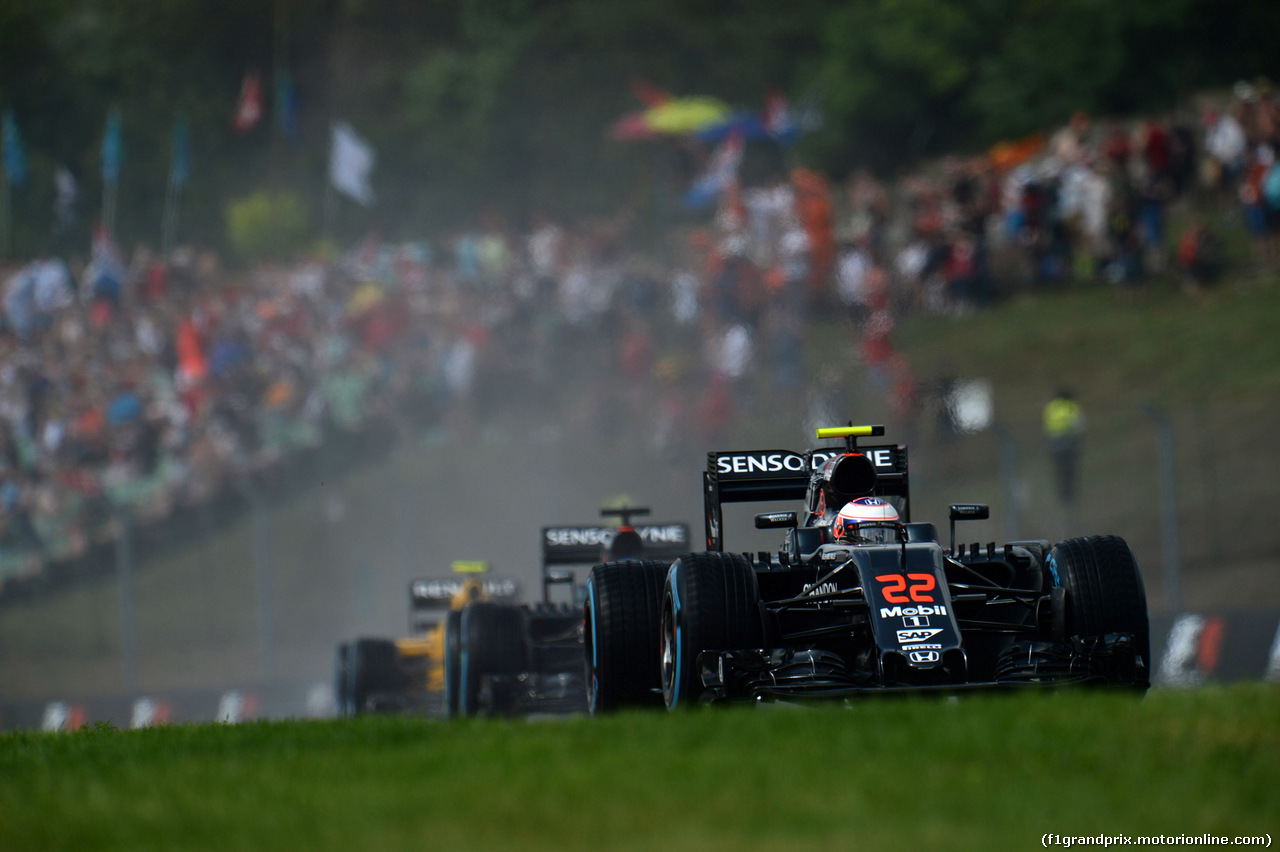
[949,504,990,521]
[948,504,989,552]
[755,511,798,530]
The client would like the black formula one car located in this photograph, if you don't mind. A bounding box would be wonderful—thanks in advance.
[584,425,1150,711]
[448,507,692,717]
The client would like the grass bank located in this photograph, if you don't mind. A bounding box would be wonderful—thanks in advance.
[2,684,1275,851]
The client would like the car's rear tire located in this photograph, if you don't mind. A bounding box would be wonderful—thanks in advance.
[1048,535,1150,688]
[459,603,527,716]
[343,638,404,714]
[661,552,764,709]
[443,609,462,717]
[584,560,669,713]
[334,642,353,717]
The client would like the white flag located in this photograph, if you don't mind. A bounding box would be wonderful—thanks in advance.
[329,122,375,205]
[54,166,77,225]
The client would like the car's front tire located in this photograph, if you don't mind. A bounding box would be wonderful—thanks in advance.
[583,560,669,713]
[1048,535,1150,689]
[459,603,527,716]
[661,552,763,709]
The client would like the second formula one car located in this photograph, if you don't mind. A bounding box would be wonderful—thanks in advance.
[584,425,1149,711]
[449,507,692,716]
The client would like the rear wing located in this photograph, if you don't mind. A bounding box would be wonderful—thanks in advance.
[540,523,692,566]
[408,574,520,631]
[540,522,692,602]
[703,438,910,551]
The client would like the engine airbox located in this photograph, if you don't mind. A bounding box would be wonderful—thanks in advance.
[822,452,878,502]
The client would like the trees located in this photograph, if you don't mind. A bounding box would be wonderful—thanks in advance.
[0,0,1274,259]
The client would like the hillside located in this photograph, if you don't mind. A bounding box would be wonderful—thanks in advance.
[888,271,1280,612]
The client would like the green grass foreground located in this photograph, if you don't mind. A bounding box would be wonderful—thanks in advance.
[1,685,1275,852]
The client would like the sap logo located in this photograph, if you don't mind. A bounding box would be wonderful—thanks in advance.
[806,582,840,597]
[908,650,941,664]
[880,605,948,618]
[897,628,942,643]
[716,453,807,475]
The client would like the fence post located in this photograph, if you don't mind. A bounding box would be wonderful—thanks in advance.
[242,481,274,683]
[1141,403,1182,613]
[994,423,1023,541]
[114,509,139,697]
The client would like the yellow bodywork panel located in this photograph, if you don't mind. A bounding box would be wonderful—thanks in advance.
[386,576,489,695]
[395,624,445,691]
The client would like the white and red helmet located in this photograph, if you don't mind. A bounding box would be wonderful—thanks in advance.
[833,497,900,543]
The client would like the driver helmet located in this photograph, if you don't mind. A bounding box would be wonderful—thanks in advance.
[604,527,644,561]
[833,497,901,543]
[450,578,486,609]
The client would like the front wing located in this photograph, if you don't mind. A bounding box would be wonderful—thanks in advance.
[695,632,1143,703]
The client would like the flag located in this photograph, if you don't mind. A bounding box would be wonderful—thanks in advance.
[643,96,730,135]
[170,116,190,188]
[763,90,799,145]
[54,167,77,226]
[231,70,263,134]
[329,122,375,205]
[630,78,670,108]
[102,108,123,184]
[682,131,745,209]
[3,109,28,187]
[794,84,825,134]
[275,69,299,140]
[92,221,123,266]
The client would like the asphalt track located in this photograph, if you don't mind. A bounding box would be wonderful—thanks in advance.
[3,422,1279,730]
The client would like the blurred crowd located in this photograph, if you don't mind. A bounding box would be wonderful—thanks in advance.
[831,76,1280,320]
[1,80,1279,587]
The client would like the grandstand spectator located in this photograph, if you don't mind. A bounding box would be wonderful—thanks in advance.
[1203,104,1248,203]
[1175,218,1224,290]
